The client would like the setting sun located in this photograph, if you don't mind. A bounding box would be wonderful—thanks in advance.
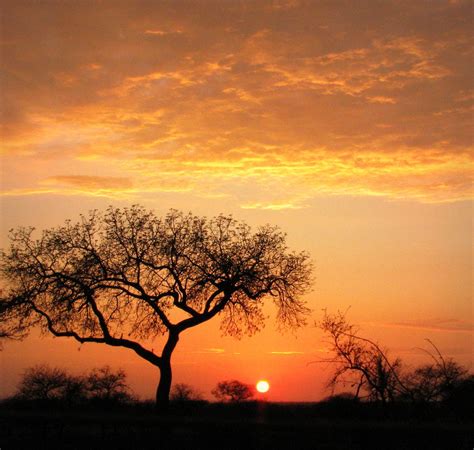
[256,380,270,394]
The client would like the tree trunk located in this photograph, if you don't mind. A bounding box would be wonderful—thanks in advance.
[155,360,172,410]
[155,331,179,411]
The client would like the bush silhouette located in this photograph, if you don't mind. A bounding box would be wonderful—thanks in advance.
[14,364,132,406]
[170,383,203,402]
[17,365,76,401]
[212,380,255,402]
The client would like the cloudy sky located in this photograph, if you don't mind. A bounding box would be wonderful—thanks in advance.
[1,0,472,401]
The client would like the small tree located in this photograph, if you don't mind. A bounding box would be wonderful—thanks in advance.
[316,310,408,403]
[17,365,70,401]
[402,340,469,403]
[86,366,131,402]
[170,383,202,402]
[1,206,312,408]
[212,380,255,402]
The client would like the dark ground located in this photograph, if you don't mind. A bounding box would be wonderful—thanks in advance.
[1,401,472,450]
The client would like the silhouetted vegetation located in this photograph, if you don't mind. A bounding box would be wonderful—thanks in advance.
[0,206,312,408]
[0,209,471,449]
[17,365,79,402]
[1,359,472,449]
[212,380,255,402]
[86,366,132,404]
[170,383,203,402]
[0,290,29,344]
[401,348,469,403]
[317,310,473,410]
[13,364,133,407]
[317,310,407,403]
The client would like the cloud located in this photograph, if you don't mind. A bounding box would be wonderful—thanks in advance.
[364,318,473,333]
[1,176,135,199]
[194,348,226,354]
[1,1,472,204]
[367,96,397,104]
[144,29,183,36]
[241,202,307,211]
[269,351,305,355]
[43,175,133,190]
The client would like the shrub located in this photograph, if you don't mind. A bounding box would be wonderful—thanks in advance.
[170,383,202,402]
[212,380,255,402]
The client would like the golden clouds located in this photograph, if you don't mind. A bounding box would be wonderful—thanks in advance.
[1,1,472,206]
[366,318,474,334]
[43,175,133,190]
[144,29,183,36]
[269,351,305,355]
[2,176,135,199]
[367,97,397,104]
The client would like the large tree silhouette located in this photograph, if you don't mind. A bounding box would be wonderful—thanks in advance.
[0,206,312,408]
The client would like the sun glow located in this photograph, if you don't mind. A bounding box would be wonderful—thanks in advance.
[256,380,270,393]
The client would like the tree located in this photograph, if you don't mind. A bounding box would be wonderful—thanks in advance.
[17,365,72,401]
[316,310,408,403]
[86,365,131,403]
[0,206,312,409]
[212,380,255,402]
[316,311,472,406]
[15,364,131,405]
[170,383,202,402]
[401,339,469,403]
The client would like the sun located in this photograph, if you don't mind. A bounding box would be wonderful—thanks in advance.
[256,380,270,393]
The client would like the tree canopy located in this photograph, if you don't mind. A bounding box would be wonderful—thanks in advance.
[212,380,255,402]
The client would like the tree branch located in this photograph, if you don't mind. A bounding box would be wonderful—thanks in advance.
[29,301,162,367]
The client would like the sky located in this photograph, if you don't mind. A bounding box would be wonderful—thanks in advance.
[0,0,472,402]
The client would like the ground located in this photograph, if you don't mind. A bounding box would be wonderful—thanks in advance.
[1,402,472,450]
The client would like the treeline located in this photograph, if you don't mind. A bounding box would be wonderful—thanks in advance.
[6,365,133,407]
[2,365,260,408]
[1,365,472,424]
[2,310,472,416]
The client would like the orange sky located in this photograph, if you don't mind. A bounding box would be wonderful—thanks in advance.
[0,0,472,401]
